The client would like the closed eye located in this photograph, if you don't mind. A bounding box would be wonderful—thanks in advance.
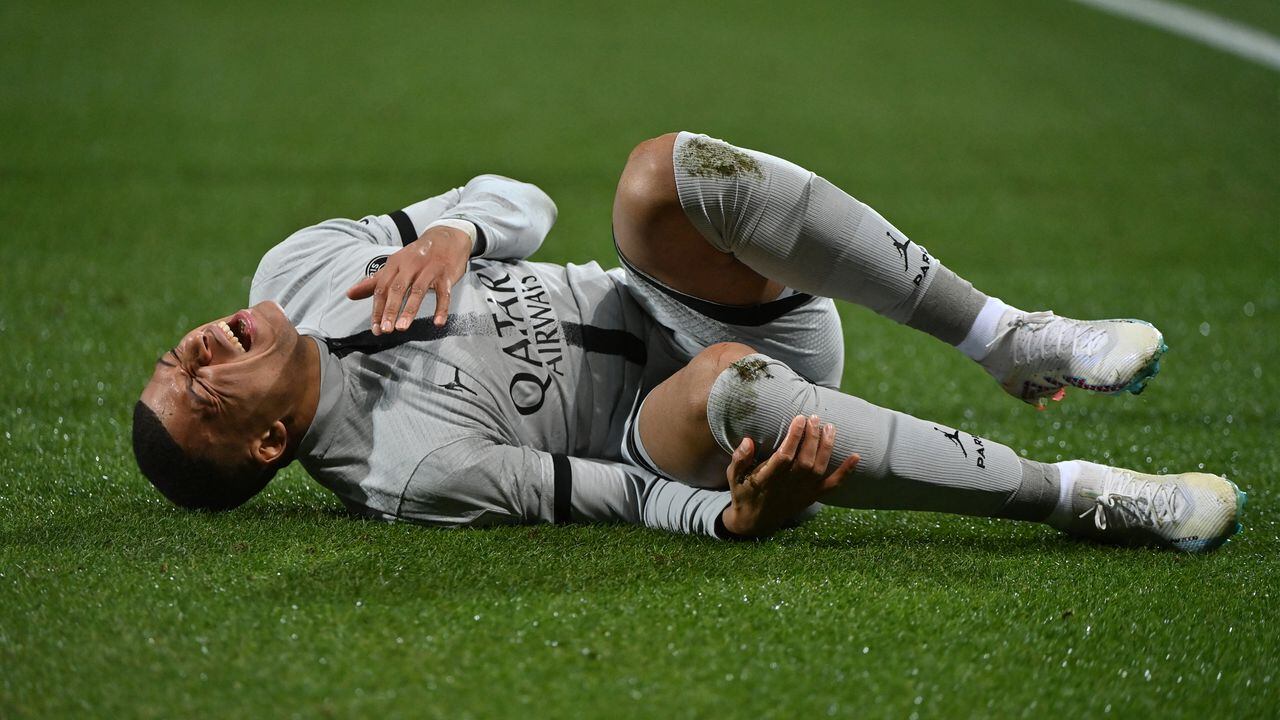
[189,378,217,408]
[156,349,215,409]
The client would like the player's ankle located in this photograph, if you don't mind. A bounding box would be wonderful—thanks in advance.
[999,458,1065,522]
[956,297,1019,362]
[1045,460,1083,528]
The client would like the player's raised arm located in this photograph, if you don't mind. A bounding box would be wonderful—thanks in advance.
[346,175,558,333]
[408,174,557,262]
[249,175,556,337]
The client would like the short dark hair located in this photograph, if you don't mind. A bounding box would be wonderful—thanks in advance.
[132,401,274,511]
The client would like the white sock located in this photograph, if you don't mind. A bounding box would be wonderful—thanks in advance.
[1048,460,1082,528]
[705,353,1033,519]
[956,297,1019,362]
[673,132,990,344]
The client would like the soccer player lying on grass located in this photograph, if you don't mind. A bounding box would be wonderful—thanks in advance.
[133,132,1245,551]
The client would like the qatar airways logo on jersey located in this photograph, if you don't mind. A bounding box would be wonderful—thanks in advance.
[474,266,566,416]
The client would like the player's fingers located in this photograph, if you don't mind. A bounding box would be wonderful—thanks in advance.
[394,280,429,331]
[346,275,377,300]
[726,437,754,489]
[812,423,836,477]
[760,416,806,476]
[433,277,452,327]
[379,274,410,334]
[821,453,861,493]
[369,275,391,334]
[796,415,822,471]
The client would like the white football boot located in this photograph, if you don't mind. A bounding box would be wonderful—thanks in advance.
[981,311,1167,408]
[1050,461,1245,553]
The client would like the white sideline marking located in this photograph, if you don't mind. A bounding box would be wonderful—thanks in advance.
[1069,0,1280,71]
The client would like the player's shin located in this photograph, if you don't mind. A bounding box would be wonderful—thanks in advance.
[705,353,1058,521]
[672,131,1016,351]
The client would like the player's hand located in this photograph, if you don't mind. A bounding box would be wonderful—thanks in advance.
[345,225,472,333]
[721,415,859,538]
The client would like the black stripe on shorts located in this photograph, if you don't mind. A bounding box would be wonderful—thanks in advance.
[613,234,813,327]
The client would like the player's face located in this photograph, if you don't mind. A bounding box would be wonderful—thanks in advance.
[139,301,304,468]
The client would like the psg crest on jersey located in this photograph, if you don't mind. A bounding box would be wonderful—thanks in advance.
[365,255,388,277]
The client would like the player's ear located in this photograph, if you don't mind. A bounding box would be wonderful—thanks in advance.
[251,420,288,468]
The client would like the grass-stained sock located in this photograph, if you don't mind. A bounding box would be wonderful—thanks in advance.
[706,353,1056,520]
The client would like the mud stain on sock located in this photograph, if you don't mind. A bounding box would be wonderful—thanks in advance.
[676,137,763,180]
[730,357,774,382]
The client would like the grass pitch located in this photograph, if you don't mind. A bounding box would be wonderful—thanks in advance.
[2,1,1277,717]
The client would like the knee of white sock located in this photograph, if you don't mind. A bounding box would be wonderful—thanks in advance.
[670,131,795,259]
[705,353,818,459]
[672,131,938,323]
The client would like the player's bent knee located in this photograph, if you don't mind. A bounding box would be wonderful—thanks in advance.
[702,341,757,370]
[625,133,679,173]
[616,134,679,214]
[689,342,758,386]
[663,343,759,425]
[704,352,807,455]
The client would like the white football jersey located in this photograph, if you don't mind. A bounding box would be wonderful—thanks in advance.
[249,176,733,536]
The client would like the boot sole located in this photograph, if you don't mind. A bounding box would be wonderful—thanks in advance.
[1120,323,1168,396]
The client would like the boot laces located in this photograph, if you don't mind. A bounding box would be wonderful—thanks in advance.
[1080,469,1186,531]
[986,311,1109,366]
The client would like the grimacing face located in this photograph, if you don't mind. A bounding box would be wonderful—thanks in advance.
[139,300,307,473]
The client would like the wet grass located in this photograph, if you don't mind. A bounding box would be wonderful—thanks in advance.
[1,0,1277,717]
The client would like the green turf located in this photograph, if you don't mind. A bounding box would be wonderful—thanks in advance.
[2,0,1277,717]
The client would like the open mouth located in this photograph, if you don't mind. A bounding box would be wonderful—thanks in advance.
[216,311,254,353]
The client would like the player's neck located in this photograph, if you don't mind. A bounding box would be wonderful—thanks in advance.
[283,335,322,457]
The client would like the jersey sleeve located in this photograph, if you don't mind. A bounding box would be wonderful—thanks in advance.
[401,174,557,261]
[249,176,556,337]
[397,437,735,538]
